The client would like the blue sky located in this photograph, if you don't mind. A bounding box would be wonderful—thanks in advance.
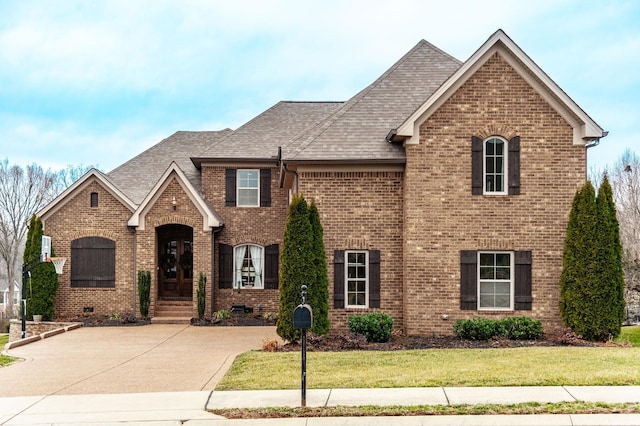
[1,0,638,174]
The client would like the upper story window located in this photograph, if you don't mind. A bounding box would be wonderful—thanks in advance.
[237,170,260,206]
[90,192,99,208]
[471,135,520,196]
[225,168,272,207]
[484,137,507,194]
[235,244,264,288]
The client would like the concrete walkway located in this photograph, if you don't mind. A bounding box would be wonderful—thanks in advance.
[0,387,639,425]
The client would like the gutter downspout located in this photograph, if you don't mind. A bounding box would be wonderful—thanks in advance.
[129,226,137,316]
[211,225,224,315]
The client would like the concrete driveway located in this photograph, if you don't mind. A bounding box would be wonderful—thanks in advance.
[0,324,279,397]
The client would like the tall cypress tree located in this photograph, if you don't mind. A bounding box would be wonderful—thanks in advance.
[560,182,598,337]
[309,200,329,335]
[276,195,313,342]
[594,175,625,338]
[23,215,59,321]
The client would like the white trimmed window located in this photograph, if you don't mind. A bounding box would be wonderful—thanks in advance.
[484,137,507,194]
[346,251,368,307]
[234,244,264,289]
[478,251,513,310]
[237,169,260,206]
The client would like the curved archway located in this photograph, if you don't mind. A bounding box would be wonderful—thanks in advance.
[157,224,193,299]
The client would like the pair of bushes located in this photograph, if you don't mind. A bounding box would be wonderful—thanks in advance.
[453,317,543,340]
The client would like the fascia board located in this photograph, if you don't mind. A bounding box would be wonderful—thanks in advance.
[38,168,137,220]
[396,30,604,146]
[127,162,220,231]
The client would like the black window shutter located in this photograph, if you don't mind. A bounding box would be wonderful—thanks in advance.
[264,244,279,289]
[260,168,271,207]
[508,136,521,195]
[218,243,233,288]
[333,250,345,308]
[471,136,483,195]
[460,250,478,310]
[225,169,236,206]
[369,250,381,308]
[514,250,532,310]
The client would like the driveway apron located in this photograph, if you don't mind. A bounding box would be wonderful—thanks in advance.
[0,325,278,397]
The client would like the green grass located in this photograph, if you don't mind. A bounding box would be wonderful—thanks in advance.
[212,402,640,419]
[618,325,640,346]
[0,334,14,367]
[217,346,640,390]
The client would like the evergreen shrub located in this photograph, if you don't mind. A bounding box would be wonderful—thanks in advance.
[453,317,543,340]
[348,312,394,343]
[138,270,151,318]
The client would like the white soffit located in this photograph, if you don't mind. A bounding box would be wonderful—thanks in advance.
[38,168,137,220]
[396,30,604,146]
[127,162,221,231]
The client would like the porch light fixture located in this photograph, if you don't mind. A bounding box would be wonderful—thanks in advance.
[172,196,177,210]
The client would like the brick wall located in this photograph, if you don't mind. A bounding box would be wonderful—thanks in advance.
[403,52,585,335]
[201,165,287,314]
[136,177,213,318]
[42,179,135,318]
[298,169,405,334]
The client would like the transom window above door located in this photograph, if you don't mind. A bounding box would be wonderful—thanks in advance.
[237,170,260,206]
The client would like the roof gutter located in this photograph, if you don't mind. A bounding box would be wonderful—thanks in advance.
[585,130,609,149]
[278,146,299,193]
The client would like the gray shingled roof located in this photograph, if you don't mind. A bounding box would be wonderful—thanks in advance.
[107,39,463,203]
[198,101,343,160]
[108,130,232,204]
[284,40,462,162]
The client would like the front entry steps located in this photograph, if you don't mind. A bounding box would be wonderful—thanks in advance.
[151,300,193,325]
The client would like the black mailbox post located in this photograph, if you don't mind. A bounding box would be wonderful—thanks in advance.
[295,285,313,407]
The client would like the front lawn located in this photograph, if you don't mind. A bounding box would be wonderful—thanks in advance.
[0,334,14,367]
[618,325,640,346]
[217,346,640,391]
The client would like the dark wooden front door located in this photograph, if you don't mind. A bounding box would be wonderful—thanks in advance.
[158,225,193,299]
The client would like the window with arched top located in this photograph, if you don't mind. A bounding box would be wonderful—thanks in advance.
[484,137,507,194]
[471,135,521,196]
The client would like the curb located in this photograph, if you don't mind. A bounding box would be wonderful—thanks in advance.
[3,322,83,351]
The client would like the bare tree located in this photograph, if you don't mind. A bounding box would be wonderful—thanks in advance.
[0,160,58,317]
[609,149,640,318]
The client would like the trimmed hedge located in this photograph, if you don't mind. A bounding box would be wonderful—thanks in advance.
[348,312,394,343]
[453,317,543,340]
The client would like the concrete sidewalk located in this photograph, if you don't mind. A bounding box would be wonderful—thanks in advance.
[0,387,639,425]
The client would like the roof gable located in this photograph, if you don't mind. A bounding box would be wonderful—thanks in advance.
[395,29,605,146]
[284,39,462,163]
[127,162,222,231]
[109,130,232,204]
[38,168,136,220]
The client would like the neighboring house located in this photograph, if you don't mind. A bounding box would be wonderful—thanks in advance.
[0,277,20,318]
[38,30,605,335]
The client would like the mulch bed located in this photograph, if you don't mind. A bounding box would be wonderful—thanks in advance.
[59,313,624,350]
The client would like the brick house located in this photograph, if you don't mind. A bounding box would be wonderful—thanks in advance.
[38,30,605,335]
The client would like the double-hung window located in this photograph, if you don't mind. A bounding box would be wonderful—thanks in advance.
[346,251,368,307]
[484,137,507,194]
[237,170,260,207]
[478,251,513,310]
[234,244,264,289]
